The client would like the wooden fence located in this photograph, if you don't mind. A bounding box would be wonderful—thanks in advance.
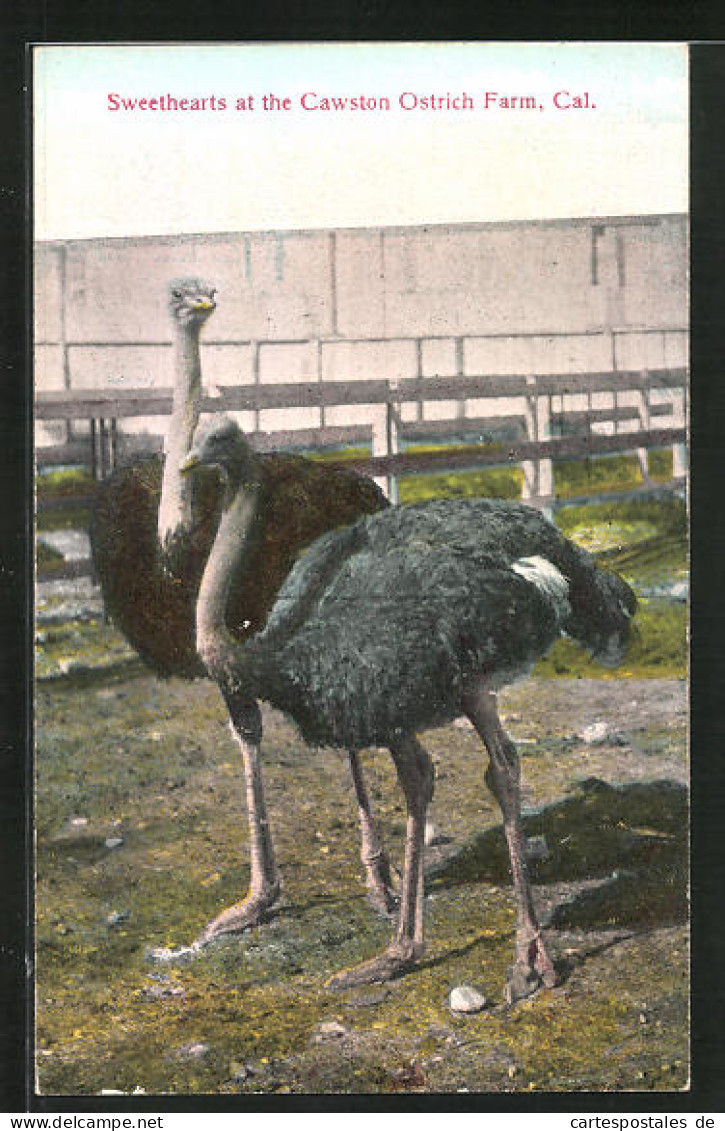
[37,364,687,500]
[37,367,685,574]
[36,366,687,581]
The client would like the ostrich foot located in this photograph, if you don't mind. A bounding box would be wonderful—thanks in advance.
[326,941,423,990]
[504,935,559,1004]
[194,881,282,947]
[365,857,400,917]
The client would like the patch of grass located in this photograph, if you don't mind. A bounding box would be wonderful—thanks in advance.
[36,620,137,681]
[311,443,524,503]
[312,444,677,507]
[310,447,370,464]
[38,507,92,533]
[37,468,95,532]
[394,449,677,508]
[38,467,95,495]
[554,450,674,499]
[557,494,686,542]
[399,465,523,504]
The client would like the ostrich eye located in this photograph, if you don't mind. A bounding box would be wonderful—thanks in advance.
[172,289,183,300]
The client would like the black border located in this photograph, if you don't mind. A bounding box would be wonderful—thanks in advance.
[6,3,725,45]
[688,40,725,1111]
[3,12,725,1115]
[1,15,33,1121]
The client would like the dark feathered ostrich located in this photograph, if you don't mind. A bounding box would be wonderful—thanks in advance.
[90,279,396,927]
[180,416,637,999]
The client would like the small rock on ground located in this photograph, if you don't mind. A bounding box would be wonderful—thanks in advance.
[313,1021,347,1043]
[106,910,130,927]
[229,1062,255,1082]
[173,1042,211,1061]
[141,982,185,1001]
[578,721,615,745]
[449,985,488,1014]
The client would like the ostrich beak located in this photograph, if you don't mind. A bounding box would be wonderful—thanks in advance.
[180,451,201,475]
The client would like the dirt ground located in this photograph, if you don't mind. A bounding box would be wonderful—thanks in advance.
[35,670,688,1096]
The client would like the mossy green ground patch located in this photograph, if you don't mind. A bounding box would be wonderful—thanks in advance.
[37,468,95,533]
[394,449,674,506]
[35,673,688,1095]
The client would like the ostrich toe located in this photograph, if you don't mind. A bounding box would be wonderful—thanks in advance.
[504,936,559,1004]
[194,881,282,946]
[326,941,423,990]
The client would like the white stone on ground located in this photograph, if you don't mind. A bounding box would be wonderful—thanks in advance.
[313,1021,347,1042]
[578,721,613,745]
[449,985,488,1014]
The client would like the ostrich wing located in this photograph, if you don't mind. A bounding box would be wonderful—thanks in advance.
[261,544,566,751]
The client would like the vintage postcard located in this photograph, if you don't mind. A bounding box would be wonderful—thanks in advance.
[33,42,689,1098]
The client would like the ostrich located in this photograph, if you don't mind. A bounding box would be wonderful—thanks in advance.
[90,278,396,926]
[180,416,637,999]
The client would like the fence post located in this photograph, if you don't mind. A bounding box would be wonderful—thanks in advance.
[57,244,74,446]
[522,379,554,515]
[635,371,650,480]
[387,402,401,505]
[110,418,118,472]
[90,419,98,480]
[317,339,325,431]
[521,377,538,501]
[252,341,261,434]
[99,419,108,479]
[671,384,687,479]
[371,392,401,504]
[537,391,554,501]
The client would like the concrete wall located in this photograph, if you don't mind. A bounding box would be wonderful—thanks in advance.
[34,214,688,448]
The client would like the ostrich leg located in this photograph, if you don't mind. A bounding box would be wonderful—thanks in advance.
[348,750,399,914]
[462,681,558,1003]
[328,736,432,989]
[195,695,281,944]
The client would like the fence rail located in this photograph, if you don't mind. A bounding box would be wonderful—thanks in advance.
[36,367,687,420]
[36,365,687,522]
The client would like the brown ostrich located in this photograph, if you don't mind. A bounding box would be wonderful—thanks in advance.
[90,278,395,929]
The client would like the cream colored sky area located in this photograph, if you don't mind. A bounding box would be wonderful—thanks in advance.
[34,42,688,239]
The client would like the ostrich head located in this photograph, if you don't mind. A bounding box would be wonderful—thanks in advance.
[181,416,261,496]
[167,277,217,329]
[569,569,638,668]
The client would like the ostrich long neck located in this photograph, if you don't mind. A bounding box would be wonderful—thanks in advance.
[158,323,204,550]
[196,482,261,685]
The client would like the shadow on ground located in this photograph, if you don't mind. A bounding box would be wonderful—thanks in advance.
[429,777,688,931]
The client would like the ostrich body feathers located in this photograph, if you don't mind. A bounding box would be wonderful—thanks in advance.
[90,451,388,677]
[212,497,636,751]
